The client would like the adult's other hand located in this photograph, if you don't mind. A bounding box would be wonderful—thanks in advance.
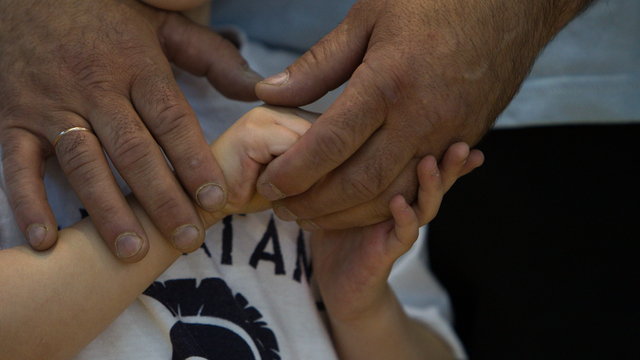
[0,0,261,260]
[255,0,592,230]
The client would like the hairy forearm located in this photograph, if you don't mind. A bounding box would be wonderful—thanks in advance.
[425,0,596,140]
[329,286,454,360]
[0,197,189,360]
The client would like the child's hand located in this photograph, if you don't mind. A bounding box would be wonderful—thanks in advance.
[311,143,484,325]
[198,106,316,228]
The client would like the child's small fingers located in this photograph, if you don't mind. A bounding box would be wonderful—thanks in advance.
[457,149,485,178]
[440,142,470,192]
[260,105,314,136]
[262,123,305,159]
[389,194,420,249]
[412,155,445,225]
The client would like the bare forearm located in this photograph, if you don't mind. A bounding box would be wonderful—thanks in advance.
[0,197,185,360]
[329,287,454,360]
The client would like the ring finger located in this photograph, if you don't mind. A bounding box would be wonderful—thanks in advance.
[51,113,150,261]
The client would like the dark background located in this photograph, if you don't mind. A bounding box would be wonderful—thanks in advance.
[428,124,640,359]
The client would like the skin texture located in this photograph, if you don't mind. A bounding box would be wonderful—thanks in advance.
[313,142,483,360]
[0,0,592,262]
[255,0,594,230]
[0,106,483,359]
[0,0,262,261]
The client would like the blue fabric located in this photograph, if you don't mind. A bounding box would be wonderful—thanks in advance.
[209,0,356,52]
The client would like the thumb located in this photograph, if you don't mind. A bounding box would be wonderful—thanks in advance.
[255,11,372,106]
[158,12,262,101]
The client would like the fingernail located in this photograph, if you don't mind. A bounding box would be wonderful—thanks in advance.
[115,232,143,259]
[171,224,200,251]
[298,220,321,232]
[261,71,289,86]
[273,204,298,221]
[258,182,286,201]
[431,163,439,176]
[244,67,264,81]
[27,224,48,247]
[196,183,226,212]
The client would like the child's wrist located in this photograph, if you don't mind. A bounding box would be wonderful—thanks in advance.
[327,287,413,358]
[327,286,454,360]
[326,284,397,330]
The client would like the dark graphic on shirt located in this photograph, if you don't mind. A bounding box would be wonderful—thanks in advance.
[249,215,285,274]
[215,214,313,283]
[143,278,280,360]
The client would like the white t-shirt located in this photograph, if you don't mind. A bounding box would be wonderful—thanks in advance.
[0,37,466,360]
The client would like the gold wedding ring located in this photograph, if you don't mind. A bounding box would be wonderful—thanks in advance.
[53,127,92,147]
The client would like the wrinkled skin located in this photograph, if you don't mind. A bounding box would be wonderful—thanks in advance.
[256,0,593,230]
[0,0,261,261]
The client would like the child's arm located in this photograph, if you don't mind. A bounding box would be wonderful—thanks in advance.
[0,106,313,360]
[312,144,484,360]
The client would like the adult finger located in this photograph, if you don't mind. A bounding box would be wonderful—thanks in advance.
[131,63,227,214]
[88,95,204,253]
[257,61,391,204]
[295,158,420,231]
[254,3,372,106]
[159,12,262,101]
[50,113,151,261]
[1,129,58,250]
[268,85,424,222]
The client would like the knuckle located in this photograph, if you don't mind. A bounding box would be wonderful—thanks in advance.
[3,174,35,219]
[280,197,317,219]
[0,89,29,120]
[181,151,208,175]
[147,194,184,221]
[309,124,351,167]
[141,80,192,139]
[105,109,151,171]
[0,134,20,165]
[10,189,34,219]
[301,46,325,73]
[62,28,153,95]
[94,202,129,227]
[245,106,271,121]
[359,57,410,108]
[341,173,381,203]
[108,106,145,141]
[62,44,119,94]
[340,153,401,204]
[70,58,115,93]
[111,134,154,174]
[154,101,191,139]
[58,137,103,189]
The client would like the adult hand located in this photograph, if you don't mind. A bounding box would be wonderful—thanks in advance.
[0,0,262,260]
[312,143,483,325]
[255,0,592,230]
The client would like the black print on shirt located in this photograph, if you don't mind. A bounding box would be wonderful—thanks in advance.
[293,228,312,283]
[216,214,313,283]
[249,215,285,274]
[221,215,233,264]
[143,278,280,360]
